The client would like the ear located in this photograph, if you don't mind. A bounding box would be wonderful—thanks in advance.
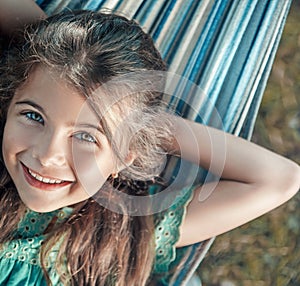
[124,151,135,166]
[116,151,136,173]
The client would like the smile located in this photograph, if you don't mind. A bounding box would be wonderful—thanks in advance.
[28,168,64,184]
[21,163,72,190]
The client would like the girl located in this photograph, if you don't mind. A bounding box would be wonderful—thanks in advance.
[0,7,300,286]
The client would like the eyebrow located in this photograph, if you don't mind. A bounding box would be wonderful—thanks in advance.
[77,123,105,135]
[15,100,45,113]
[15,100,105,134]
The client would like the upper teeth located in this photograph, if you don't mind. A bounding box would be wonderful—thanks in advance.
[28,168,64,184]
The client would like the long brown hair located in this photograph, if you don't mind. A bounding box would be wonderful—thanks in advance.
[0,11,172,285]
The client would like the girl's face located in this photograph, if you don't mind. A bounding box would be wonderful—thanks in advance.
[2,66,118,212]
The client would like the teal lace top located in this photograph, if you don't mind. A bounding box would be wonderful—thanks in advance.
[0,187,193,285]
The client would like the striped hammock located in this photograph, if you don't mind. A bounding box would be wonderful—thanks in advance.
[35,0,292,284]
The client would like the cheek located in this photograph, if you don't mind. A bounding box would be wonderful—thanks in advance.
[2,122,19,163]
[72,147,115,196]
[2,120,34,160]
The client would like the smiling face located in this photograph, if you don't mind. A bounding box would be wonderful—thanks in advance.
[2,66,118,212]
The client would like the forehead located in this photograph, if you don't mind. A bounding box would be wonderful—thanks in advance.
[14,66,82,102]
[12,66,101,124]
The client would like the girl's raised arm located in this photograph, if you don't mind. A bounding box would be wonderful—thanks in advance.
[170,116,300,246]
[0,0,45,35]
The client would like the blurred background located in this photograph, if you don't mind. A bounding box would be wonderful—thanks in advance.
[198,1,300,285]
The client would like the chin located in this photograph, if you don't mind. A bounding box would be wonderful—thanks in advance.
[25,203,63,213]
[18,190,87,213]
[20,197,68,213]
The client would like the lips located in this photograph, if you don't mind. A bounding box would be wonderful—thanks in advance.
[28,168,64,184]
[21,163,73,191]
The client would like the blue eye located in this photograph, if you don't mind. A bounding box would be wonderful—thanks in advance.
[22,111,44,124]
[74,132,97,144]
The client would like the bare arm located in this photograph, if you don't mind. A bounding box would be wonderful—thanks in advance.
[0,0,46,35]
[170,117,300,246]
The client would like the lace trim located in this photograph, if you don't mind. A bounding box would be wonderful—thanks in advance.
[153,186,194,274]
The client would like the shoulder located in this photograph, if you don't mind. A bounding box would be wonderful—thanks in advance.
[153,186,194,273]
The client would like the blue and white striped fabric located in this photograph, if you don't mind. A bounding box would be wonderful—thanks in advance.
[35,1,292,284]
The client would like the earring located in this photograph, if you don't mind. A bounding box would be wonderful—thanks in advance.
[112,173,118,179]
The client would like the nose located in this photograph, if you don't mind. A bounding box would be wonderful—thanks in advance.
[32,130,67,167]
